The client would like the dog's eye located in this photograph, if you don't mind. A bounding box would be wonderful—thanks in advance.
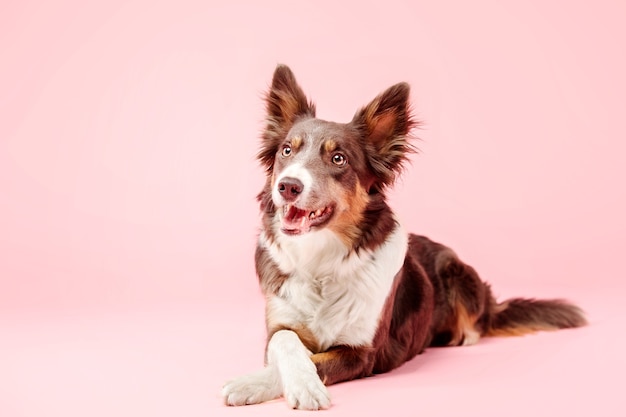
[282,146,292,157]
[332,153,347,166]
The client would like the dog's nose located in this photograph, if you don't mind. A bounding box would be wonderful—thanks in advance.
[278,177,303,201]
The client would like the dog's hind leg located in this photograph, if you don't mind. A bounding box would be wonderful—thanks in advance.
[432,249,489,347]
[432,248,586,346]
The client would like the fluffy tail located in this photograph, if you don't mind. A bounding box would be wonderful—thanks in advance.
[484,298,587,337]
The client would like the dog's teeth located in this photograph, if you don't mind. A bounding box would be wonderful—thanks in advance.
[310,209,323,219]
[300,216,307,227]
[308,209,324,220]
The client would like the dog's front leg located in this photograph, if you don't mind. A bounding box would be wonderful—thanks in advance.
[267,329,331,410]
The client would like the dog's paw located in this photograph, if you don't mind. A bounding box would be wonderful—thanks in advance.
[282,371,331,410]
[221,367,281,406]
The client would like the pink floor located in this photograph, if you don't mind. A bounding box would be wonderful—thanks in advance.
[2,1,625,416]
[1,289,623,416]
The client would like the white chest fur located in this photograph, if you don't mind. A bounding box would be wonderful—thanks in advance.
[260,221,408,351]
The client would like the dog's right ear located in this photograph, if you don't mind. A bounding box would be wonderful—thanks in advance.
[258,65,316,171]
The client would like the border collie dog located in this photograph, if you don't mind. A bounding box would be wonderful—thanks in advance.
[221,65,586,410]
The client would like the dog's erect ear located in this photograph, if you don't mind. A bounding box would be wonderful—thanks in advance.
[351,82,416,190]
[266,65,315,126]
[258,65,316,171]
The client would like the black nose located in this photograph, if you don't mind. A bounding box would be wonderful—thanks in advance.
[278,177,303,202]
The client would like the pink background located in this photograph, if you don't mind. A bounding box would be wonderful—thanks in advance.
[1,0,625,416]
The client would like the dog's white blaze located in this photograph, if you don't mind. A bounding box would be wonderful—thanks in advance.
[272,162,313,205]
[260,218,408,350]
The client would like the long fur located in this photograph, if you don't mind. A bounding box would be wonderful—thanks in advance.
[222,64,586,410]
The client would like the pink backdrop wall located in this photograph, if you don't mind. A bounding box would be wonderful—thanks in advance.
[1,1,625,416]
[2,0,624,314]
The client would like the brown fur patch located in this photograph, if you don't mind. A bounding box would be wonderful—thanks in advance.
[323,139,338,153]
[327,182,369,247]
[311,346,373,386]
[266,322,322,355]
[255,246,288,296]
[273,90,303,124]
[291,135,303,150]
[366,110,397,145]
[450,300,479,346]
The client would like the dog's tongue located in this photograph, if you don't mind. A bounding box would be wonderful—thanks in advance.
[282,205,311,234]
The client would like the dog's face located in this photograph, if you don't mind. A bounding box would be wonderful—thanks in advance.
[257,65,416,243]
[270,118,370,237]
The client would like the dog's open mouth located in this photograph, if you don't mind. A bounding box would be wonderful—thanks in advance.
[280,204,334,235]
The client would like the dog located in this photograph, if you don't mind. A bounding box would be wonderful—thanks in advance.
[221,64,586,410]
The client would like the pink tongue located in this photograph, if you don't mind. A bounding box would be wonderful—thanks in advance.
[285,205,307,222]
[282,206,311,233]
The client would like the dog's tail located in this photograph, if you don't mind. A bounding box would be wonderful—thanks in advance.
[483,297,587,337]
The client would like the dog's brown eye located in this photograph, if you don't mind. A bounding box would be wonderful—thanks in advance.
[282,146,292,157]
[332,153,347,166]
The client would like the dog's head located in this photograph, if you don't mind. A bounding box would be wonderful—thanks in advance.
[257,65,416,244]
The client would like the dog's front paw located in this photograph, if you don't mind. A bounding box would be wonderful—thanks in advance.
[221,367,281,406]
[282,371,331,410]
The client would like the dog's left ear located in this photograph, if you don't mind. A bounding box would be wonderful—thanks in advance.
[258,65,316,171]
[352,82,416,189]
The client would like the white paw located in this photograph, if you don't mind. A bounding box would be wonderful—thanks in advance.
[282,370,331,410]
[221,367,281,406]
[461,328,481,346]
